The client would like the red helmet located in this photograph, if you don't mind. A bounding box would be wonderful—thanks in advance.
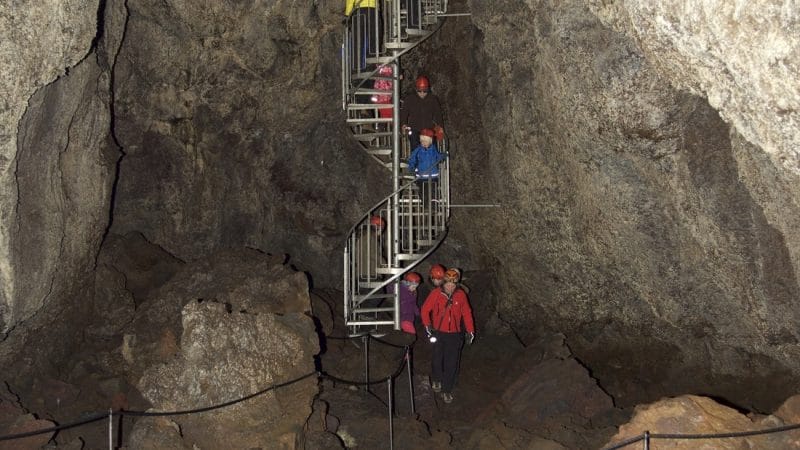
[369,215,385,229]
[415,75,429,91]
[419,128,435,138]
[429,264,446,280]
[444,268,460,284]
[404,272,421,284]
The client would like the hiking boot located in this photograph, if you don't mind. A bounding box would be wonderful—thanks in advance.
[442,392,453,403]
[431,381,441,392]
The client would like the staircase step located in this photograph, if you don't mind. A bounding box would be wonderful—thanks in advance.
[366,56,396,64]
[417,239,437,246]
[405,28,429,36]
[376,267,405,275]
[367,149,392,156]
[346,320,395,327]
[347,117,394,124]
[358,281,386,289]
[354,293,395,302]
[385,42,415,50]
[347,104,383,110]
[352,306,395,314]
[353,132,393,140]
[353,89,395,96]
[396,253,422,261]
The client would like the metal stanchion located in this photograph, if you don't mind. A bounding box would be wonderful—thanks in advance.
[108,409,113,450]
[363,335,370,393]
[406,347,415,415]
[643,431,650,450]
[388,378,394,450]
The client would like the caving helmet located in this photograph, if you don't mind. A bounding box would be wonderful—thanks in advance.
[369,215,385,229]
[444,268,460,284]
[404,272,421,285]
[415,75,430,92]
[419,128,435,138]
[429,264,446,280]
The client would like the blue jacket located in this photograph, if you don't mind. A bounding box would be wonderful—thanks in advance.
[407,143,445,179]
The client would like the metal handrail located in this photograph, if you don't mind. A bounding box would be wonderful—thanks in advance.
[344,156,450,334]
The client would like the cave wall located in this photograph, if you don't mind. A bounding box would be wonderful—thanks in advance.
[0,1,122,339]
[418,0,800,410]
[110,0,389,287]
[3,0,799,417]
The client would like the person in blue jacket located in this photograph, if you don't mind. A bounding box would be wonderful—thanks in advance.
[407,128,446,211]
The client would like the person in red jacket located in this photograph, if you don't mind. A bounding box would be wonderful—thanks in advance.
[420,268,475,403]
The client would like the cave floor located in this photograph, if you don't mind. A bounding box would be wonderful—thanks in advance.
[314,289,622,449]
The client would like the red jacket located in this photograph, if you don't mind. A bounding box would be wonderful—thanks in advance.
[421,287,474,333]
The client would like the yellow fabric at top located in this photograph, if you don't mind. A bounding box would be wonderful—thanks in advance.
[345,0,377,16]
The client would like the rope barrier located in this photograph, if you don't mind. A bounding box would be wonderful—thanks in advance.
[602,422,800,450]
[0,411,108,442]
[319,345,409,387]
[124,371,318,417]
[0,371,318,442]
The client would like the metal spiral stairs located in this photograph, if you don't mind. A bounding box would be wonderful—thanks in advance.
[342,0,450,337]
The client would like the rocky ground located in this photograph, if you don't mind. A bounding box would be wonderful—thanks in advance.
[311,289,627,450]
[3,274,800,449]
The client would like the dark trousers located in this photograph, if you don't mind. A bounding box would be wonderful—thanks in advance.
[351,7,380,70]
[431,331,464,393]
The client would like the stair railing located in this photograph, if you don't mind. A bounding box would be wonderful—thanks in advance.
[342,0,450,336]
[343,156,450,336]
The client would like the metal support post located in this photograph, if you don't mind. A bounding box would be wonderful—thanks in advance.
[363,335,370,393]
[391,54,401,331]
[643,431,650,450]
[108,409,113,450]
[388,378,394,450]
[406,346,415,415]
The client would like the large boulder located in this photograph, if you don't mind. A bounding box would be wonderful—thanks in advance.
[606,394,799,449]
[134,300,318,448]
[125,248,319,448]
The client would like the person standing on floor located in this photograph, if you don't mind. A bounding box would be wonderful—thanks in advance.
[420,268,475,404]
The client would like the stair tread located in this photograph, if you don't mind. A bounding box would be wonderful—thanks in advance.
[353,132,393,139]
[347,118,394,124]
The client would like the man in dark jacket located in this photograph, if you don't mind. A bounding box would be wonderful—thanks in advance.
[401,75,444,150]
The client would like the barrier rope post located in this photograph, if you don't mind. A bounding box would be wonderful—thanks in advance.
[643,431,650,450]
[388,377,394,450]
[405,346,415,415]
[108,409,113,450]
[363,335,370,393]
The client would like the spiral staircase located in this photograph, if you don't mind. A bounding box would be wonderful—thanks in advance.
[342,0,450,337]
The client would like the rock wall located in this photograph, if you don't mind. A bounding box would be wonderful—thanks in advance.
[417,0,800,410]
[586,0,800,175]
[110,0,389,287]
[0,0,121,336]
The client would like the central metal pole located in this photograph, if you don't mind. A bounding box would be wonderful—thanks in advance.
[388,378,394,450]
[391,48,401,330]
